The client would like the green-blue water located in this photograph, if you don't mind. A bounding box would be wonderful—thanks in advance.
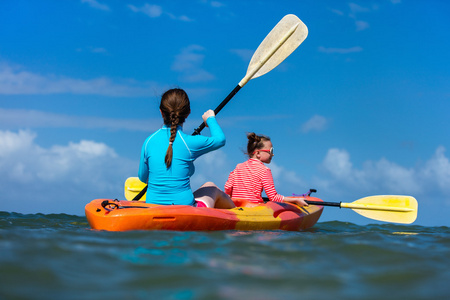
[1,212,449,300]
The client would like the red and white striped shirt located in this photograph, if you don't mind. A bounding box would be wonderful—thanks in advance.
[225,159,284,203]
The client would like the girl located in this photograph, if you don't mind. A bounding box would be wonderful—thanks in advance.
[138,88,235,209]
[225,132,308,207]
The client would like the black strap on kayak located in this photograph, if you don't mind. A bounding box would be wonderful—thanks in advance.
[101,200,120,209]
[101,200,149,210]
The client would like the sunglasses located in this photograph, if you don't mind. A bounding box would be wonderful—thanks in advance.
[253,147,274,155]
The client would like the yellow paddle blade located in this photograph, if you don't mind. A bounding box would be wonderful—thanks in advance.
[124,177,146,201]
[341,195,418,224]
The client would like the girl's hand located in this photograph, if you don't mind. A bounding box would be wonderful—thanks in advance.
[202,109,215,126]
[283,196,309,207]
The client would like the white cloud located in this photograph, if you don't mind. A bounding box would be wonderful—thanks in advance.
[230,49,254,62]
[0,130,135,215]
[0,62,163,97]
[330,8,344,16]
[349,3,370,15]
[128,3,162,18]
[321,148,354,179]
[330,3,372,32]
[171,45,215,82]
[91,47,107,53]
[128,3,192,21]
[76,46,108,54]
[172,45,206,71]
[420,146,450,192]
[166,13,194,22]
[318,46,363,54]
[301,115,329,133]
[177,15,194,22]
[0,130,36,158]
[355,20,370,31]
[317,147,450,200]
[81,0,110,11]
[199,0,226,8]
[210,1,225,8]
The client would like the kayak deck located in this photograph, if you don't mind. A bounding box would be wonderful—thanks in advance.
[85,198,323,232]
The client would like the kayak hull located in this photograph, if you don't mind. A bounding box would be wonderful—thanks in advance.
[85,198,323,232]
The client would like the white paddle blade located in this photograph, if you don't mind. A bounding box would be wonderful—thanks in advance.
[239,14,308,86]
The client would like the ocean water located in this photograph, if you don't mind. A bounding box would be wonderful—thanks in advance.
[0,212,449,300]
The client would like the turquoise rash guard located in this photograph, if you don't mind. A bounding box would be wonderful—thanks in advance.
[138,117,225,205]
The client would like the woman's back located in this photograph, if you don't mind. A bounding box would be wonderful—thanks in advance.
[139,118,225,205]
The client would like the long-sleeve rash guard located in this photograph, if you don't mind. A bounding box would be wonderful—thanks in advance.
[225,158,284,203]
[138,117,225,205]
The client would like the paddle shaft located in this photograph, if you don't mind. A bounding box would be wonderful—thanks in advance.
[262,197,339,207]
[132,185,148,201]
[306,200,340,207]
[265,198,413,212]
[192,85,242,135]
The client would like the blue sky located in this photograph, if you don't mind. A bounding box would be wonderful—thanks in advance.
[1,0,449,226]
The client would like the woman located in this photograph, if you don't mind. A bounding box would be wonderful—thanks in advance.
[225,132,308,207]
[138,88,235,209]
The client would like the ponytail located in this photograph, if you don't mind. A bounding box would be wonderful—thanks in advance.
[164,113,179,168]
[160,88,191,168]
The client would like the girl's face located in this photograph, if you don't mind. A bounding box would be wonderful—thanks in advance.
[253,140,274,164]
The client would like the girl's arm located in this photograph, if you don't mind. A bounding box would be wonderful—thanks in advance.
[261,169,284,202]
[282,196,308,207]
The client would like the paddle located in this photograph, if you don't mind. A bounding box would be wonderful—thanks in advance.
[313,196,418,224]
[264,190,418,224]
[125,177,147,201]
[192,14,307,135]
[133,14,308,200]
[126,178,418,224]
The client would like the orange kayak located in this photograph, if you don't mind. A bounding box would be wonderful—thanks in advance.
[85,197,323,232]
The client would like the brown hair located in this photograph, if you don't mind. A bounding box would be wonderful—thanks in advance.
[160,88,191,168]
[246,132,270,158]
